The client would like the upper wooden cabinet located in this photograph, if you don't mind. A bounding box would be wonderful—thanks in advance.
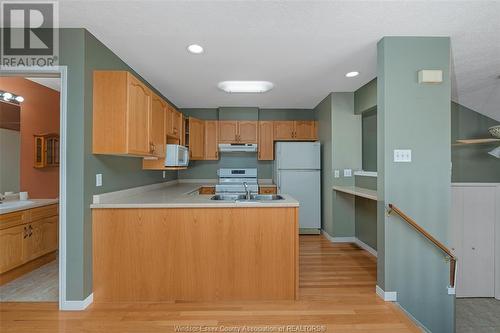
[93,71,159,157]
[188,117,205,160]
[218,121,257,143]
[258,121,274,160]
[273,121,317,141]
[150,94,166,158]
[34,133,59,168]
[204,120,219,160]
[238,121,258,143]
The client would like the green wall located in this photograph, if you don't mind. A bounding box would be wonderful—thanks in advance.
[377,37,453,332]
[315,95,334,235]
[362,110,377,172]
[59,29,177,300]
[354,78,377,115]
[451,102,500,182]
[178,108,315,180]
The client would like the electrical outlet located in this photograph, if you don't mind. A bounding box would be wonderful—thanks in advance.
[163,171,166,179]
[96,174,102,187]
[334,170,340,178]
[344,169,352,177]
[394,149,412,162]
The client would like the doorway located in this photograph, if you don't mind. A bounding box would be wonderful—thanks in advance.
[0,67,67,308]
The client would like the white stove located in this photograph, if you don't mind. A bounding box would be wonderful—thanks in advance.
[215,168,259,194]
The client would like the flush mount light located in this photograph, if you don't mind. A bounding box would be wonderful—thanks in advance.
[187,44,204,54]
[345,71,360,78]
[218,81,274,93]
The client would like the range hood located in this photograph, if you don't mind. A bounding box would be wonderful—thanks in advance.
[218,143,258,153]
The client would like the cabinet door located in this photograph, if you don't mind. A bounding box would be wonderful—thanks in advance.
[189,117,205,160]
[127,76,152,155]
[273,121,294,140]
[34,136,45,168]
[0,225,26,273]
[258,121,274,160]
[238,121,258,143]
[24,217,58,261]
[172,110,182,139]
[204,121,219,160]
[294,121,317,140]
[150,95,166,157]
[218,121,238,143]
[165,106,174,137]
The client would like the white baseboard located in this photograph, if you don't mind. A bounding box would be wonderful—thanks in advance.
[60,293,93,311]
[355,238,377,257]
[321,230,377,257]
[376,285,397,301]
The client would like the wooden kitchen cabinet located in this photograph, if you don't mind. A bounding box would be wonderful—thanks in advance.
[204,120,219,160]
[218,121,239,143]
[258,121,274,160]
[218,121,257,143]
[166,105,183,140]
[274,121,317,141]
[93,71,156,156]
[24,216,58,262]
[150,94,166,158]
[34,134,59,168]
[259,186,278,194]
[188,117,205,160]
[238,121,258,143]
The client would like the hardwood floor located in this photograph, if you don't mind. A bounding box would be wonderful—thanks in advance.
[0,235,420,333]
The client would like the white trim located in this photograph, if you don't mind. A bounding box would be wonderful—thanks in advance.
[60,293,93,311]
[355,238,377,257]
[354,170,378,177]
[376,285,397,301]
[2,66,70,310]
[321,230,377,257]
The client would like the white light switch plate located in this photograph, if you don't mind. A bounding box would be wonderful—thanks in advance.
[334,170,340,178]
[96,174,102,187]
[344,169,352,177]
[394,149,412,162]
[163,171,166,179]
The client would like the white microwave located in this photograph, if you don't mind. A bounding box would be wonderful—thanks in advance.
[165,144,189,167]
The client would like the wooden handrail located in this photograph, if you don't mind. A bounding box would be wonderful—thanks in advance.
[388,204,457,288]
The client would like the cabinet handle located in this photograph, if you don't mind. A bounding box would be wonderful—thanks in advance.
[28,225,33,237]
[23,226,28,239]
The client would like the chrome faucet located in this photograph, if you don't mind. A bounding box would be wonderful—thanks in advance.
[0,193,5,204]
[243,182,251,200]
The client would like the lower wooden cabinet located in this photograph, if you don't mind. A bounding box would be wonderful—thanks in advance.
[259,186,278,194]
[0,205,58,278]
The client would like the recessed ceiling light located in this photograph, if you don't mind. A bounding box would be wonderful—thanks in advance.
[345,71,360,78]
[218,81,274,93]
[187,44,204,54]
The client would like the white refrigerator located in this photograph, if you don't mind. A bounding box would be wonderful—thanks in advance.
[273,142,321,230]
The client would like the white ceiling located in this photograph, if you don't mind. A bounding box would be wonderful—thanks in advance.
[26,78,61,92]
[58,0,500,121]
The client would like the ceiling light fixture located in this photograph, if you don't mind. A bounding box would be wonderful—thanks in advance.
[218,81,274,93]
[187,44,204,54]
[345,71,360,78]
[2,92,13,100]
[15,96,24,103]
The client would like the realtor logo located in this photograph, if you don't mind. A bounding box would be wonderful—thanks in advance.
[1,1,58,67]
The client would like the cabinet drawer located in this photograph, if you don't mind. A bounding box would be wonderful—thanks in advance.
[30,204,58,221]
[259,186,277,194]
[0,210,29,230]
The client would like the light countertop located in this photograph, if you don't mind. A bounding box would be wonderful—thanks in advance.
[0,198,59,215]
[333,185,378,201]
[91,181,298,209]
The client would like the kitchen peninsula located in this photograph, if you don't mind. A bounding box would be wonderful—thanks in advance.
[91,181,299,302]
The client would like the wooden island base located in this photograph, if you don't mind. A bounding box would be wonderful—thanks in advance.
[92,207,298,302]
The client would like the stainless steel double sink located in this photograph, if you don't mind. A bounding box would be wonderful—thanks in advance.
[211,194,284,201]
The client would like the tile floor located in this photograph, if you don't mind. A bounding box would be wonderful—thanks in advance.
[0,259,58,302]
